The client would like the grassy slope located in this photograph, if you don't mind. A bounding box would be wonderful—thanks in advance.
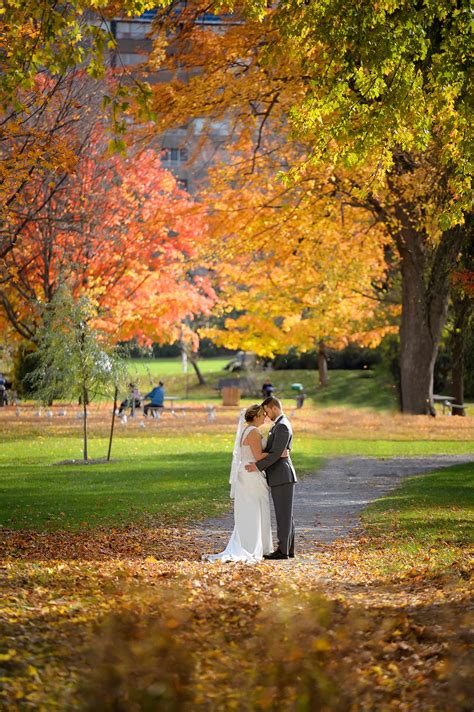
[361,462,474,573]
[129,357,230,377]
[126,359,398,409]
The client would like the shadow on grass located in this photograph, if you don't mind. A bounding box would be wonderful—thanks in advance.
[0,450,324,532]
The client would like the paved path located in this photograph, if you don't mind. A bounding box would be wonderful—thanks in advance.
[197,456,474,548]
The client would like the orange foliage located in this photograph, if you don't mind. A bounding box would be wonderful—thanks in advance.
[452,271,474,296]
[0,140,215,345]
[142,7,399,356]
[200,146,397,356]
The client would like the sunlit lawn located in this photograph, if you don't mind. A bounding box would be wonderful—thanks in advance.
[0,432,329,530]
[1,421,474,531]
[5,353,469,411]
[1,360,473,531]
[362,462,474,573]
[128,356,230,377]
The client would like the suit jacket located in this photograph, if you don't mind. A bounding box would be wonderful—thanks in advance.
[256,414,297,487]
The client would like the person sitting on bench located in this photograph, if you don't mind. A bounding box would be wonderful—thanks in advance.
[143,381,165,416]
[118,383,142,415]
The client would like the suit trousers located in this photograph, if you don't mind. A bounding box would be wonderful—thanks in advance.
[270,482,295,556]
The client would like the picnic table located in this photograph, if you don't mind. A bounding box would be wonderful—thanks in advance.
[433,394,466,415]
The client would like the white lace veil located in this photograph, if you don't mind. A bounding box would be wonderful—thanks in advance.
[229,409,246,498]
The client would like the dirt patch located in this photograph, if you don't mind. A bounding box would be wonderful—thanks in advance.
[53,458,119,466]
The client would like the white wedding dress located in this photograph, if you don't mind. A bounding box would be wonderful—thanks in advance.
[204,425,273,563]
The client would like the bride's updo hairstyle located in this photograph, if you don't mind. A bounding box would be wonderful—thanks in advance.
[245,404,264,423]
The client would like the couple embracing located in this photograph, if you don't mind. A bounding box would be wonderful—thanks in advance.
[205,397,297,563]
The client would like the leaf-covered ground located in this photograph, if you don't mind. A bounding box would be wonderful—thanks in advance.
[1,515,472,709]
[1,408,473,709]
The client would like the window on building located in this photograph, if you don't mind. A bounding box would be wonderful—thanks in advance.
[115,21,151,39]
[161,147,189,163]
[120,53,146,66]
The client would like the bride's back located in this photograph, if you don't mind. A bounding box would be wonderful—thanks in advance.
[240,425,259,466]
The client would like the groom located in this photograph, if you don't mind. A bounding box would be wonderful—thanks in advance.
[245,396,297,560]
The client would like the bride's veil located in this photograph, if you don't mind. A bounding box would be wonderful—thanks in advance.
[229,409,246,498]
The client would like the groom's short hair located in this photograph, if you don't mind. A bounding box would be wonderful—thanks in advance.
[262,396,282,410]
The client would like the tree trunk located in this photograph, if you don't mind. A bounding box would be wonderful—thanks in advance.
[399,289,440,415]
[190,355,206,385]
[83,385,88,461]
[107,386,118,459]
[317,340,329,388]
[450,297,470,416]
[398,241,440,415]
[451,332,465,416]
[395,209,466,415]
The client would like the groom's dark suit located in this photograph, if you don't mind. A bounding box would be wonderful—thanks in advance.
[256,414,297,556]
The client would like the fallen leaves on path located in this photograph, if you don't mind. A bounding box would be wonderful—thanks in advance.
[0,527,472,710]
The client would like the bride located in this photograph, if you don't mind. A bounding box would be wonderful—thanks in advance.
[204,404,286,563]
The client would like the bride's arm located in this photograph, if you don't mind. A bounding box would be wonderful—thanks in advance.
[244,430,288,461]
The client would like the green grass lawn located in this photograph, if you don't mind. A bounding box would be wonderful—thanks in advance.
[1,431,474,531]
[128,357,230,377]
[0,352,414,410]
[2,358,473,532]
[362,462,474,573]
[1,353,471,412]
[0,434,325,531]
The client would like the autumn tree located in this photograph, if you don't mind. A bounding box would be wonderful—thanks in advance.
[0,0,155,259]
[0,126,215,348]
[143,0,471,414]
[199,143,396,357]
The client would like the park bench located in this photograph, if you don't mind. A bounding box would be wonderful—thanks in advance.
[143,396,180,417]
[123,402,217,423]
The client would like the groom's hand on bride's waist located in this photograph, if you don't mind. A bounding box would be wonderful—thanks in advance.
[246,450,290,471]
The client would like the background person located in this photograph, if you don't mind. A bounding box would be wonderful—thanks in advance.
[118,383,142,415]
[261,379,275,399]
[143,381,165,416]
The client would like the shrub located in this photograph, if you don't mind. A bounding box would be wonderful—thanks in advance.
[12,344,41,396]
[273,344,381,371]
[80,608,193,711]
[80,592,356,711]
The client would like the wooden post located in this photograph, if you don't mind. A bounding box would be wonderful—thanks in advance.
[107,386,118,461]
[82,386,88,461]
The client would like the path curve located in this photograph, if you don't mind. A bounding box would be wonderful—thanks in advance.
[197,455,474,549]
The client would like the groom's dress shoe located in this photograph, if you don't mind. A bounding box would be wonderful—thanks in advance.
[263,550,289,560]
